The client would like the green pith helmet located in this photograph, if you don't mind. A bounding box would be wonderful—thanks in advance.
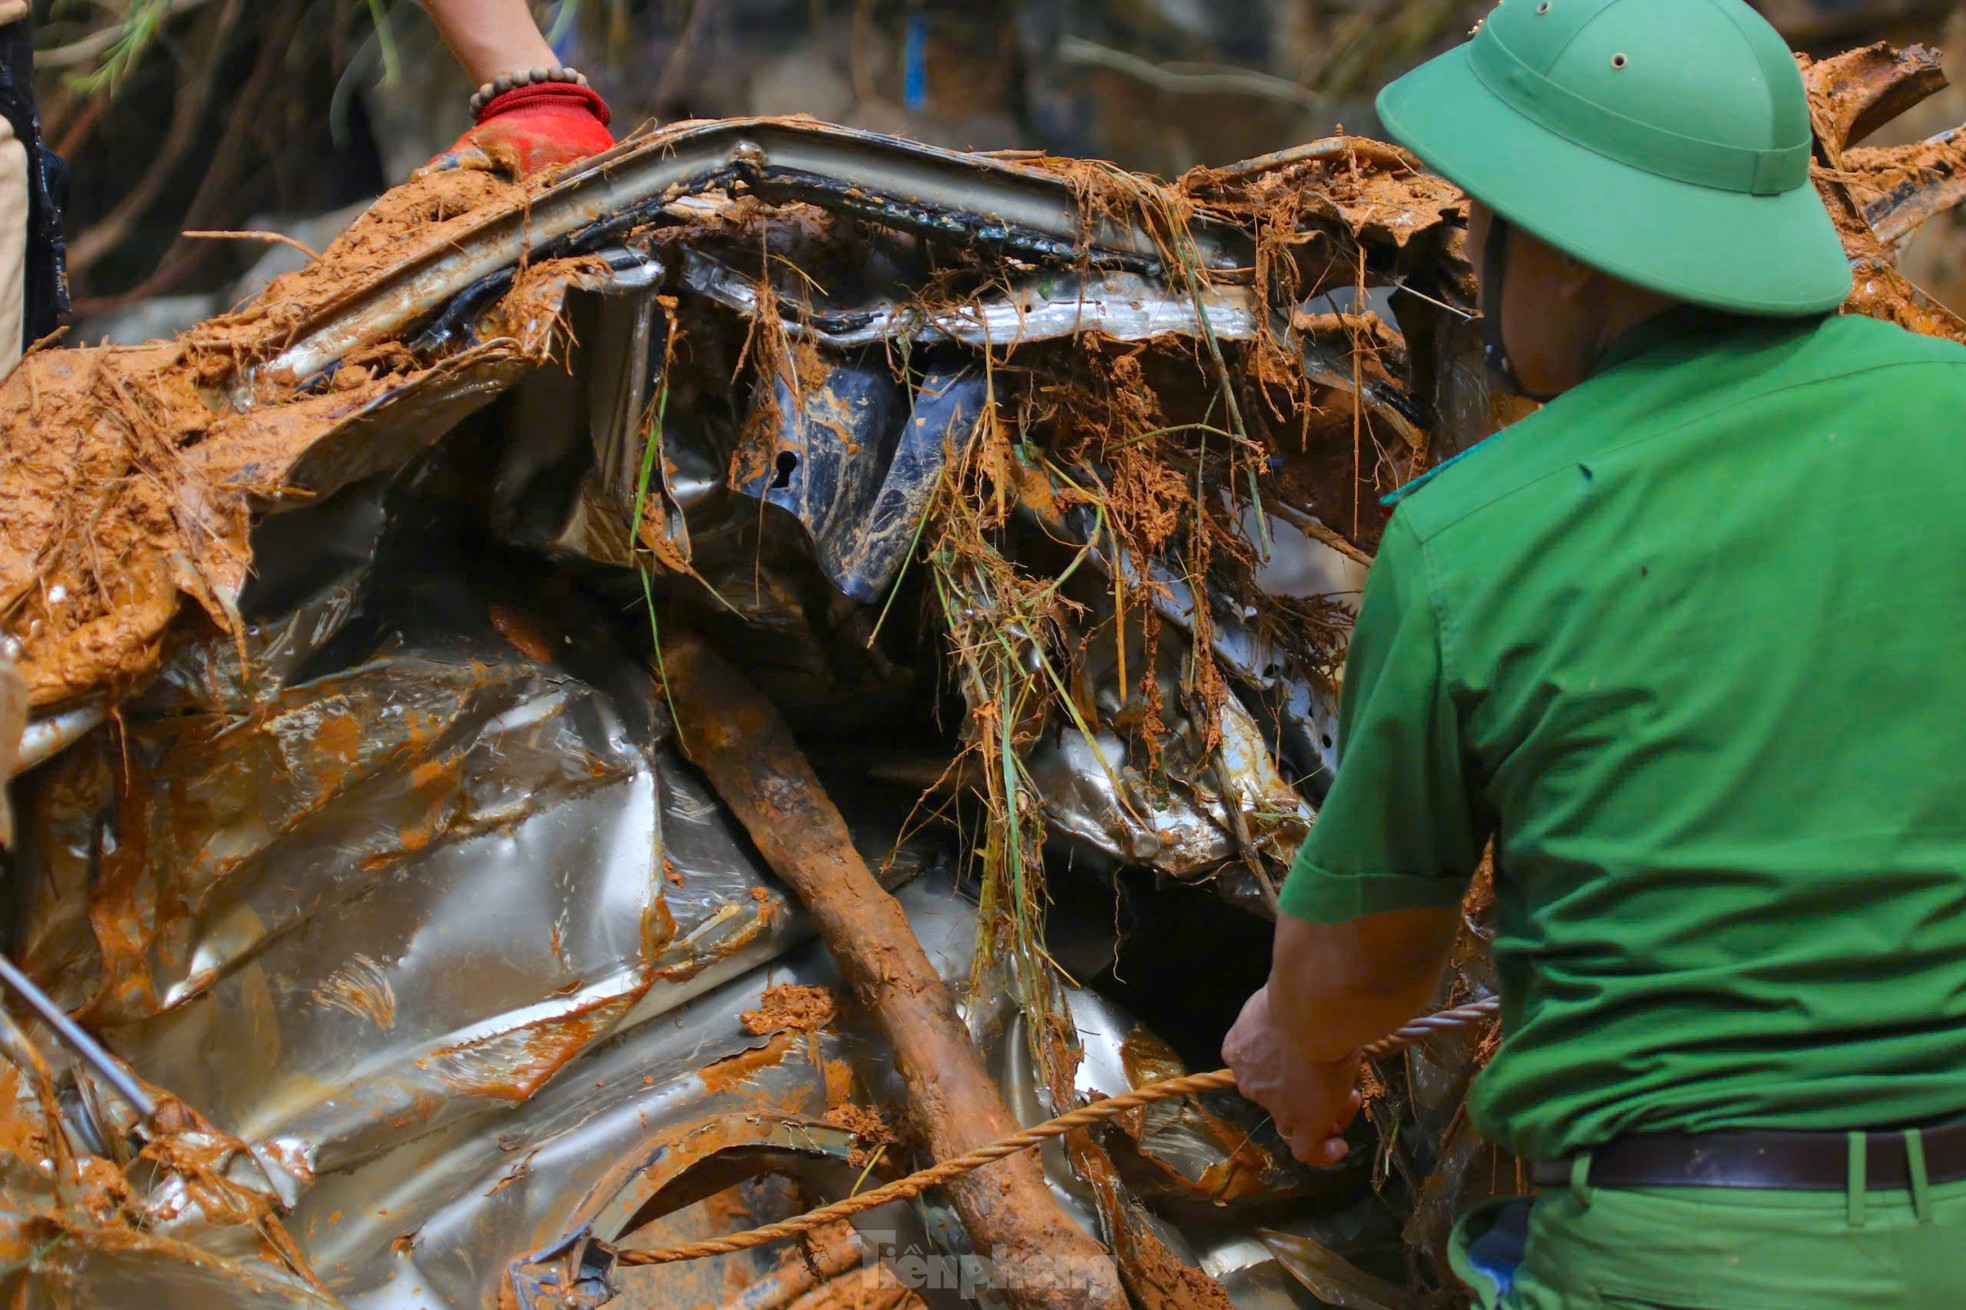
[1377,0,1852,316]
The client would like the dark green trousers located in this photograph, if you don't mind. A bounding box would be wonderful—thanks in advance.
[1451,1143,1966,1309]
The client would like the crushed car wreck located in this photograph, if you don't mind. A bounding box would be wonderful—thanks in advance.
[0,37,1964,1310]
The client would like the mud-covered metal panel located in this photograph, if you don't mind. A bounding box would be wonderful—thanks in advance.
[736,363,987,604]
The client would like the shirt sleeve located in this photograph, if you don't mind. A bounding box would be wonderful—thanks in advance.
[1279,511,1489,923]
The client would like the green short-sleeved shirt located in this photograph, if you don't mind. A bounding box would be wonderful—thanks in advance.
[1280,310,1966,1162]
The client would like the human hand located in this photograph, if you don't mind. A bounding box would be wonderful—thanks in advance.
[1222,984,1364,1167]
[426,81,614,180]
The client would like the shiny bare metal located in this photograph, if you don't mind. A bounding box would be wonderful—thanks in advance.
[268,118,1247,381]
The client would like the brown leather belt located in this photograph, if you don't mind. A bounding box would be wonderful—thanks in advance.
[1530,1119,1966,1192]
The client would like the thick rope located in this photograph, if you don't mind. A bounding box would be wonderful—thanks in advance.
[617,995,1500,1267]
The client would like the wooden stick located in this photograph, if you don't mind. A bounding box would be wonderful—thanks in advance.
[659,630,1127,1310]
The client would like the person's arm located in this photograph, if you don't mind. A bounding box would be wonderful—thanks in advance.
[1224,512,1489,1166]
[1267,907,1460,1061]
[419,0,558,88]
[1225,907,1458,1166]
[417,0,614,179]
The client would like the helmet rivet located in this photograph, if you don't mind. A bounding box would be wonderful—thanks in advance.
[1611,52,1628,68]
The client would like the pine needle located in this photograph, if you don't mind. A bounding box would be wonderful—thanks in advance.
[68,0,176,94]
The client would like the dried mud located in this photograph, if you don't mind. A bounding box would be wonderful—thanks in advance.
[0,165,563,709]
[742,984,839,1035]
[184,166,529,369]
[1802,50,1966,344]
[0,1061,330,1298]
[2,71,1961,723]
[699,1031,801,1093]
[821,1102,897,1167]
[1183,142,1464,253]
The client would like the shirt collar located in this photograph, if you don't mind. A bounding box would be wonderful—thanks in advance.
[1591,305,1815,377]
[1382,308,1827,511]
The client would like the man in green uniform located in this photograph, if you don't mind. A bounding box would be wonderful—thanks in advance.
[1222,0,1966,1305]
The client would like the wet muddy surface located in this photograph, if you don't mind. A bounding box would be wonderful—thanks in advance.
[0,46,1963,1309]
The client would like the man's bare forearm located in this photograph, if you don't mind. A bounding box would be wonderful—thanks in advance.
[418,0,559,88]
[1267,905,1460,1062]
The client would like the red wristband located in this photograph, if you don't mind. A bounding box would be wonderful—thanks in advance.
[476,81,612,129]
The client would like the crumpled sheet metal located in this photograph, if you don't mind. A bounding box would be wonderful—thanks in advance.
[9,557,947,1310]
[517,260,1339,888]
[1022,643,1313,882]
[679,250,1422,449]
[981,482,1336,887]
[303,910,874,1310]
[10,700,107,780]
[829,874,1331,1306]
[24,803,1305,1310]
[265,117,1248,382]
[265,252,668,512]
[1809,42,1949,152]
[13,65,1966,712]
[1864,124,1966,250]
[737,360,988,605]
[683,250,1269,350]
[20,630,820,1173]
[950,926,1343,1309]
[0,1040,340,1310]
[0,113,1406,716]
[12,65,1966,1310]
[1015,483,1333,697]
[257,351,531,506]
[40,877,917,1310]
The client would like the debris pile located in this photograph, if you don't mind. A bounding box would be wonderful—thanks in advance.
[0,42,1962,1310]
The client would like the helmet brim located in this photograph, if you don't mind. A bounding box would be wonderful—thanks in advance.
[1377,44,1853,317]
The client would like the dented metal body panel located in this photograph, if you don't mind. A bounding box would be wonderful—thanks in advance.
[268,118,1249,382]
[3,44,1966,1308]
[737,361,988,604]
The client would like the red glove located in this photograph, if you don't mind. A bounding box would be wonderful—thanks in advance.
[429,82,615,180]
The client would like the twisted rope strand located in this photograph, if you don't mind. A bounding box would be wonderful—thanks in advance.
[617,995,1499,1267]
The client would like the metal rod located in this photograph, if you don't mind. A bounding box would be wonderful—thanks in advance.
[0,953,155,1121]
[12,702,108,778]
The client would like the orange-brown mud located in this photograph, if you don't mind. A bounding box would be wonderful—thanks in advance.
[1840,136,1966,216]
[1062,1128,1237,1310]
[419,989,642,1102]
[488,602,561,663]
[742,984,839,1036]
[310,953,398,1029]
[0,1062,331,1298]
[8,64,1960,717]
[0,344,245,706]
[184,166,528,367]
[1180,138,1464,254]
[1799,43,1949,160]
[0,164,558,711]
[1801,46,1966,344]
[820,1102,897,1167]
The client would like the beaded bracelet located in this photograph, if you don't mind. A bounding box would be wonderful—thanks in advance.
[469,66,591,119]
